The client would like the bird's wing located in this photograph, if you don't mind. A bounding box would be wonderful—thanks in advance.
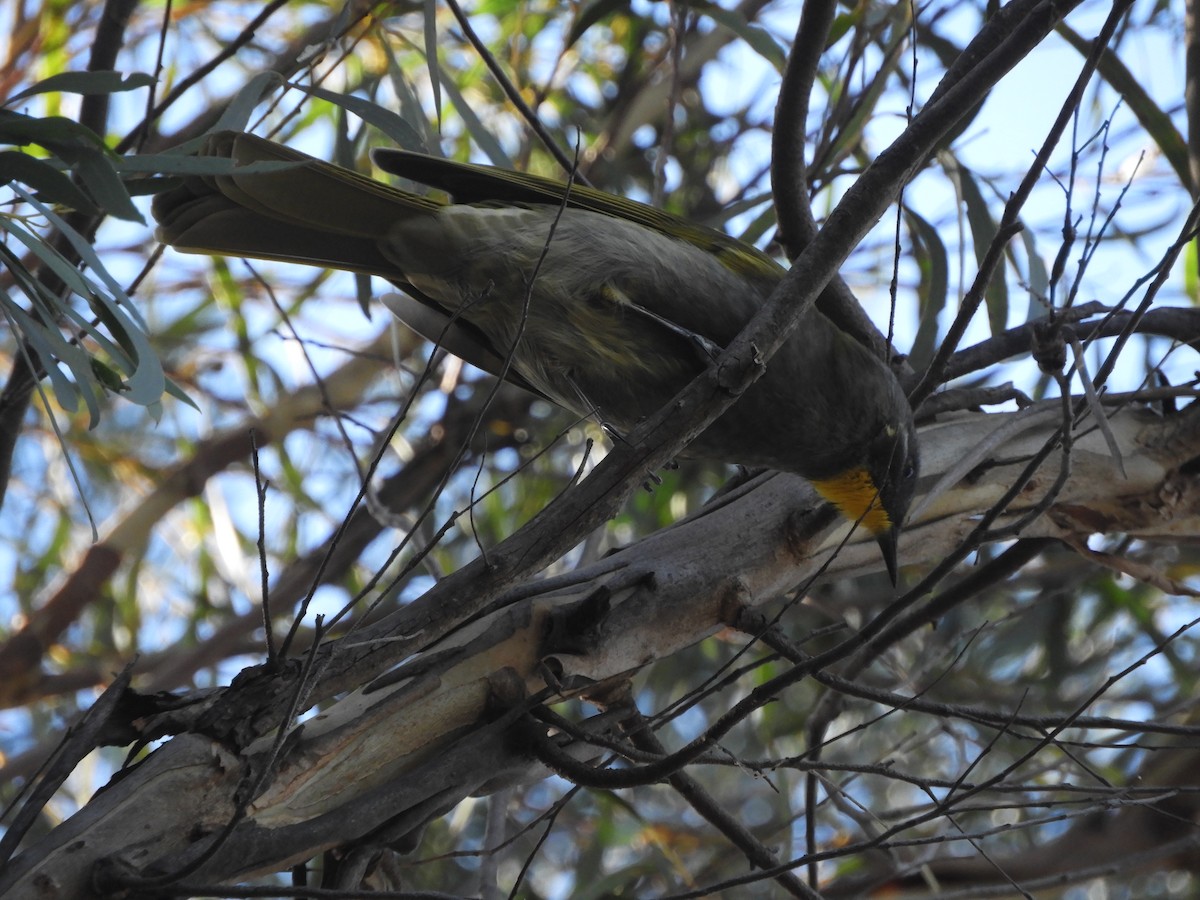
[378,292,549,400]
[371,149,785,284]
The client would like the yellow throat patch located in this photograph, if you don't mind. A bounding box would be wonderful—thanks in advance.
[813,467,891,535]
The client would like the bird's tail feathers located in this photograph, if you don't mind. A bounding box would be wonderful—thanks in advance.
[152,131,441,279]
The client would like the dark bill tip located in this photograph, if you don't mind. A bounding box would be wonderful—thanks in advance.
[876,526,899,585]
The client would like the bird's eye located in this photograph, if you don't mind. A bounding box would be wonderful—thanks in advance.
[903,461,916,479]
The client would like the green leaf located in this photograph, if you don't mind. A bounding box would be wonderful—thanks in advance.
[0,214,100,305]
[12,184,148,327]
[1,292,104,426]
[0,150,97,213]
[435,62,511,168]
[941,150,1008,336]
[690,1,786,72]
[90,358,128,392]
[1016,222,1050,320]
[164,377,200,412]
[730,198,776,248]
[292,82,428,152]
[71,147,143,222]
[424,0,442,128]
[4,70,155,106]
[826,9,861,47]
[0,110,142,220]
[381,41,436,153]
[211,71,286,134]
[1185,240,1199,305]
[903,206,949,371]
[824,3,911,172]
[0,108,107,150]
[15,186,165,405]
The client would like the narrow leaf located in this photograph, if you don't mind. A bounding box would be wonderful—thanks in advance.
[212,71,286,134]
[436,63,511,168]
[5,71,155,106]
[942,151,1008,336]
[691,2,786,72]
[424,0,442,128]
[0,150,97,213]
[292,82,428,152]
[903,206,949,371]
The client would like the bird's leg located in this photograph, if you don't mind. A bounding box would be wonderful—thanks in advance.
[565,373,665,489]
[564,374,625,444]
[624,301,725,364]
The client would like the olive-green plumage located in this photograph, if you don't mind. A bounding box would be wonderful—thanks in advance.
[153,131,919,580]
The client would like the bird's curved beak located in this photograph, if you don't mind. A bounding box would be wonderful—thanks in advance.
[876,525,899,585]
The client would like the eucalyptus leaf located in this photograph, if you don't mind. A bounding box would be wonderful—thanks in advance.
[691,2,786,72]
[1017,223,1050,320]
[212,71,286,134]
[1186,242,1200,305]
[4,300,104,426]
[731,201,777,248]
[903,206,949,371]
[941,151,1008,336]
[436,64,511,168]
[0,215,99,306]
[382,41,435,153]
[292,82,428,152]
[0,109,107,150]
[0,150,97,213]
[424,0,442,127]
[12,185,147,327]
[72,150,143,222]
[164,378,200,411]
[0,113,143,220]
[5,71,155,106]
[89,358,128,392]
[12,186,167,406]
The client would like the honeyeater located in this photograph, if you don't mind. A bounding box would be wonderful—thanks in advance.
[152,131,919,581]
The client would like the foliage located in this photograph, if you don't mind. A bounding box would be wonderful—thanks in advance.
[2,0,1199,897]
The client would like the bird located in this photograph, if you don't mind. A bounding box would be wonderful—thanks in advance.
[152,130,919,581]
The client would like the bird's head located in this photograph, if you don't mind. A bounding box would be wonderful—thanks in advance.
[812,411,919,584]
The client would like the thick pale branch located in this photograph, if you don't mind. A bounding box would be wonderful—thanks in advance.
[8,398,1200,896]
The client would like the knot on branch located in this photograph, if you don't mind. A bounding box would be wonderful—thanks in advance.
[1032,320,1068,375]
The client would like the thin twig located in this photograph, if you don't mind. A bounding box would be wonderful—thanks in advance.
[443,0,588,183]
[910,0,1136,407]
